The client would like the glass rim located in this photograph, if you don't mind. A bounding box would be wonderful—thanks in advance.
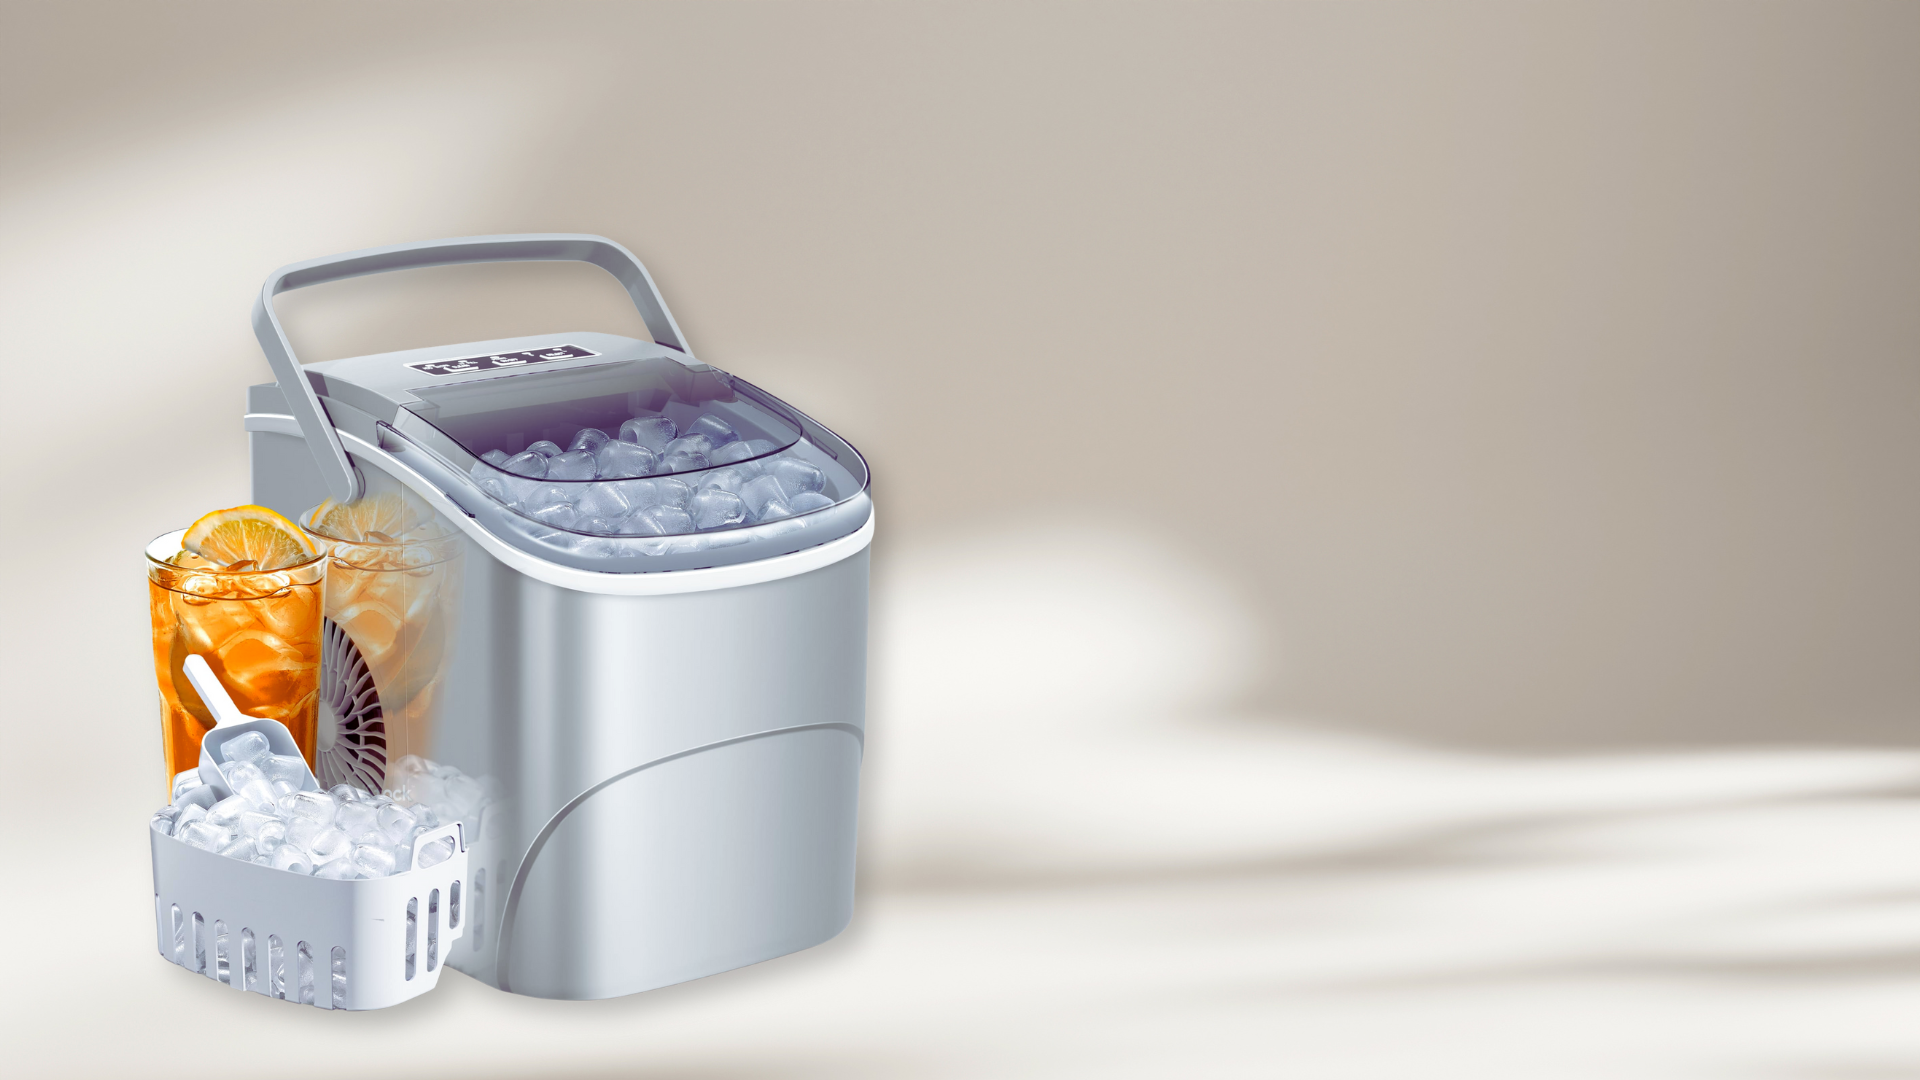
[301,522,460,546]
[296,509,460,552]
[144,527,327,574]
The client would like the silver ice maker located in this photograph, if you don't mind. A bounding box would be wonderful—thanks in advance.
[243,235,872,1000]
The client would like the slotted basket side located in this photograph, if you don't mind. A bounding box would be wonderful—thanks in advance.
[149,822,467,1010]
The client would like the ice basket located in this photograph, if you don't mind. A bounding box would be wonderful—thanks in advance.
[150,820,469,1010]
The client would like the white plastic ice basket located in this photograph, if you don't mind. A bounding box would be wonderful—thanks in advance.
[150,820,469,1010]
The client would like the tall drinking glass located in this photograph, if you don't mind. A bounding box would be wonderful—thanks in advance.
[301,504,463,794]
[146,529,325,791]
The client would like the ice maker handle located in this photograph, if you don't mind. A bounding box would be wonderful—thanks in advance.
[252,233,694,502]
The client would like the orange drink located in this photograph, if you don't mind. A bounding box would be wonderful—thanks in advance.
[146,509,325,789]
[301,493,463,794]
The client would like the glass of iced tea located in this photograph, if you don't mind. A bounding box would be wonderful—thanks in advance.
[146,514,326,792]
[301,493,463,795]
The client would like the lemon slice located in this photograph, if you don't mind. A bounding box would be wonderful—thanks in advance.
[308,492,431,543]
[183,505,319,570]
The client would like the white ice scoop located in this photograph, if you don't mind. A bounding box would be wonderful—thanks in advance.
[183,653,321,800]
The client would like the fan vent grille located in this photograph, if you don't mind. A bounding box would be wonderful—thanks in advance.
[318,617,387,793]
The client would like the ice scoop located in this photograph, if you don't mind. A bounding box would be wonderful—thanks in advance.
[183,653,321,801]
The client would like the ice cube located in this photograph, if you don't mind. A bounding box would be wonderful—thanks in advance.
[150,807,180,836]
[769,457,825,495]
[334,801,382,842]
[694,466,755,493]
[409,804,442,829]
[218,835,258,862]
[308,826,353,865]
[620,415,677,452]
[518,481,575,509]
[708,440,763,466]
[443,774,486,818]
[206,795,251,827]
[415,836,456,869]
[279,791,335,824]
[738,474,790,518]
[223,762,278,810]
[470,461,510,501]
[595,439,657,479]
[176,803,208,830]
[351,843,397,879]
[574,481,635,522]
[255,819,288,853]
[481,449,511,466]
[221,732,271,765]
[652,477,693,509]
[502,451,549,479]
[406,771,448,807]
[260,754,310,790]
[238,778,278,811]
[684,413,740,447]
[755,495,794,522]
[234,811,279,838]
[523,496,577,529]
[663,434,714,459]
[657,450,708,474]
[637,504,695,536]
[690,489,746,530]
[284,817,324,852]
[743,438,778,455]
[269,845,313,874]
[546,449,597,480]
[606,477,658,511]
[377,804,419,846]
[525,439,563,457]
[178,821,233,852]
[614,508,663,536]
[568,427,610,453]
[788,491,835,513]
[299,943,317,1004]
[171,769,207,802]
[313,859,359,880]
[329,784,366,804]
[606,476,683,522]
[390,755,430,786]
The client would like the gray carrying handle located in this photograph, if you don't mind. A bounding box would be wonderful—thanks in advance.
[252,233,693,502]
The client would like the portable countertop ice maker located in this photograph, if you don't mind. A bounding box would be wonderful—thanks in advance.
[241,234,873,1000]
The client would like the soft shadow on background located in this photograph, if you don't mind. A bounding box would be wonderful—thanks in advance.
[2,2,1917,1077]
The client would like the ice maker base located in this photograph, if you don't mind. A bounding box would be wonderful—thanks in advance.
[486,724,863,999]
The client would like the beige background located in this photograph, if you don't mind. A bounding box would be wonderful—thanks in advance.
[2,3,1917,1077]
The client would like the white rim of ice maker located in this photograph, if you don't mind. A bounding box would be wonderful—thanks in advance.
[246,413,874,596]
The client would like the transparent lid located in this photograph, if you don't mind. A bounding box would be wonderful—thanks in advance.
[403,356,801,467]
[394,356,870,571]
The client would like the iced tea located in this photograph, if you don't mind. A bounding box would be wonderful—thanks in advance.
[146,529,325,788]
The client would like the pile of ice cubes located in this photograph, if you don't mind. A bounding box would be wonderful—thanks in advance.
[466,411,832,537]
[151,733,489,881]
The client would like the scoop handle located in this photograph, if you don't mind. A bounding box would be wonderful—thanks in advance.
[252,233,692,503]
[182,654,248,728]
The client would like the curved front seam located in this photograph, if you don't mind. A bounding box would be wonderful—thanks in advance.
[492,721,866,993]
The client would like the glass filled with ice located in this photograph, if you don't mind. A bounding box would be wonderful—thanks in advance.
[146,507,326,793]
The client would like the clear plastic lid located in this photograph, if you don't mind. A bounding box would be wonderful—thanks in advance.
[395,356,870,571]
